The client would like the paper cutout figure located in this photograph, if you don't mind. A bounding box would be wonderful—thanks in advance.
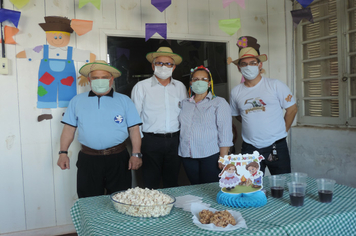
[296,0,314,8]
[218,18,241,36]
[151,0,171,12]
[116,47,130,60]
[10,0,30,9]
[79,0,101,10]
[0,9,21,28]
[219,151,264,193]
[145,23,167,41]
[16,16,96,121]
[70,19,93,36]
[291,8,314,28]
[222,0,245,9]
[0,26,19,44]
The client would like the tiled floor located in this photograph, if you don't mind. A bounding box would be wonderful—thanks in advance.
[57,234,77,236]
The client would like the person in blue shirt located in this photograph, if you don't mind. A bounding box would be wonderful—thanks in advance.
[57,60,142,198]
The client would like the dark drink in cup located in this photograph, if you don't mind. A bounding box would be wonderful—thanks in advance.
[289,193,304,206]
[271,186,284,198]
[318,190,333,203]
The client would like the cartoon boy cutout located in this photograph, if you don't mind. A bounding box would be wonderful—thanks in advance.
[16,16,95,121]
[219,164,240,191]
[245,162,263,188]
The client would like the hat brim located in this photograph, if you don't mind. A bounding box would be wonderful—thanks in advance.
[232,54,268,65]
[79,63,122,78]
[146,52,182,65]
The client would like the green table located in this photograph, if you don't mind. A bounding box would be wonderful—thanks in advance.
[71,175,356,235]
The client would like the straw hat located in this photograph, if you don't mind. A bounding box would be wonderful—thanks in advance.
[39,16,73,33]
[232,36,267,65]
[79,60,121,78]
[146,47,182,65]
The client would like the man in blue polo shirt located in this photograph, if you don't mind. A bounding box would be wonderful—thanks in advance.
[57,60,142,198]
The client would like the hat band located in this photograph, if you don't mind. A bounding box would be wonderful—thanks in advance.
[241,53,258,58]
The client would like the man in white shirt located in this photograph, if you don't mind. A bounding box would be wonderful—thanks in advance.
[230,36,298,175]
[131,47,187,189]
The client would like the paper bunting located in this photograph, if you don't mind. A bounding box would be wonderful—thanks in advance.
[10,0,30,9]
[71,19,93,36]
[296,0,314,8]
[0,26,19,44]
[222,0,245,9]
[145,23,167,41]
[151,0,171,12]
[290,8,314,28]
[79,0,101,10]
[218,18,241,36]
[116,47,130,59]
[0,9,21,28]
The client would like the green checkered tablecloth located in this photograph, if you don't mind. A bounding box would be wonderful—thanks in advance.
[71,175,356,236]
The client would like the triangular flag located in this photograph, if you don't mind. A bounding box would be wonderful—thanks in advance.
[71,19,93,36]
[290,8,314,28]
[116,47,130,60]
[296,0,314,8]
[218,18,241,36]
[222,0,245,9]
[151,0,171,12]
[0,9,21,28]
[79,0,101,10]
[0,26,19,44]
[145,23,167,41]
[10,0,30,9]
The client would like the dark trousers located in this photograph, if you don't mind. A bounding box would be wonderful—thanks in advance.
[181,152,221,185]
[241,138,291,175]
[76,149,131,198]
[141,134,181,189]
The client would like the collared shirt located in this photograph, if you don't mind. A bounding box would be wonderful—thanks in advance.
[131,75,187,134]
[62,89,142,150]
[178,92,233,158]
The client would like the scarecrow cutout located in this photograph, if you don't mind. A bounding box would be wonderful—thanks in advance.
[218,151,264,194]
[16,16,95,121]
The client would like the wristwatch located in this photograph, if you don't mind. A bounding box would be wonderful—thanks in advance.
[132,153,143,158]
[59,151,68,155]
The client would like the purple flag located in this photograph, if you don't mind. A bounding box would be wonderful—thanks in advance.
[0,9,21,28]
[151,0,171,12]
[290,8,314,28]
[296,0,314,8]
[116,47,130,59]
[145,23,167,42]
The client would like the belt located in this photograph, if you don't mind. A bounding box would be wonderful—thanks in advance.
[275,137,286,144]
[81,143,126,156]
[143,131,180,138]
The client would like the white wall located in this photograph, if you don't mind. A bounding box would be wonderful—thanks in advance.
[0,0,316,235]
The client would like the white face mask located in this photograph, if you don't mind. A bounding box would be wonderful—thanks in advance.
[240,65,260,81]
[154,66,173,80]
[91,79,111,93]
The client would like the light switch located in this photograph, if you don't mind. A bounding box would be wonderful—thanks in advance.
[0,58,9,75]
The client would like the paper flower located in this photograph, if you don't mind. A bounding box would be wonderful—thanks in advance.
[237,36,248,48]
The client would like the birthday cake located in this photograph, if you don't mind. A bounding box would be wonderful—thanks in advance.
[217,151,267,208]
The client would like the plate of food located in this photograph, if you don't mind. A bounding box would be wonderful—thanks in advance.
[190,202,247,231]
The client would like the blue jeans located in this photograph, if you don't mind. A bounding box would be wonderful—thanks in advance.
[241,138,291,175]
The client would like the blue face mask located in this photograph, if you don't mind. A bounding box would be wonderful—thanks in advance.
[91,79,111,93]
[191,81,209,95]
[240,65,260,80]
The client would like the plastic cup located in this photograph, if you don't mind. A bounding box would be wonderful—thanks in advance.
[288,182,306,207]
[268,175,286,198]
[316,178,335,203]
[290,172,308,183]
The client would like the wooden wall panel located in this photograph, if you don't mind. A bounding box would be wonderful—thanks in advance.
[188,0,210,35]
[116,0,142,31]
[166,0,188,34]
[208,0,230,37]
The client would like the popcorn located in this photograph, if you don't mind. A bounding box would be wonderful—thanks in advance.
[111,187,175,217]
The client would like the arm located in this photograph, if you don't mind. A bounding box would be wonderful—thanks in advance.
[284,104,298,132]
[128,125,142,170]
[57,124,76,170]
[218,147,230,170]
[16,50,26,58]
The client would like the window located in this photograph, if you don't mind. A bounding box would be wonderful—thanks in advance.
[296,0,356,127]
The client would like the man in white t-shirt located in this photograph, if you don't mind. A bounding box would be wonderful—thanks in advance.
[230,36,298,175]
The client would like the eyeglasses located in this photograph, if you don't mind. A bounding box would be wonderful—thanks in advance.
[192,77,209,82]
[239,61,259,67]
[89,76,111,80]
[154,62,175,68]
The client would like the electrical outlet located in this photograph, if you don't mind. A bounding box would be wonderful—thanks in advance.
[0,58,9,75]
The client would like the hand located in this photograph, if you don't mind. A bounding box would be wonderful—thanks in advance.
[218,162,225,170]
[78,75,89,87]
[128,156,142,170]
[57,154,70,170]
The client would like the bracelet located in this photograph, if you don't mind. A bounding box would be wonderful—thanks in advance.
[59,151,68,154]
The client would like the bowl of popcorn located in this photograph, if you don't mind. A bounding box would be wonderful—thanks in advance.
[110,187,176,218]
